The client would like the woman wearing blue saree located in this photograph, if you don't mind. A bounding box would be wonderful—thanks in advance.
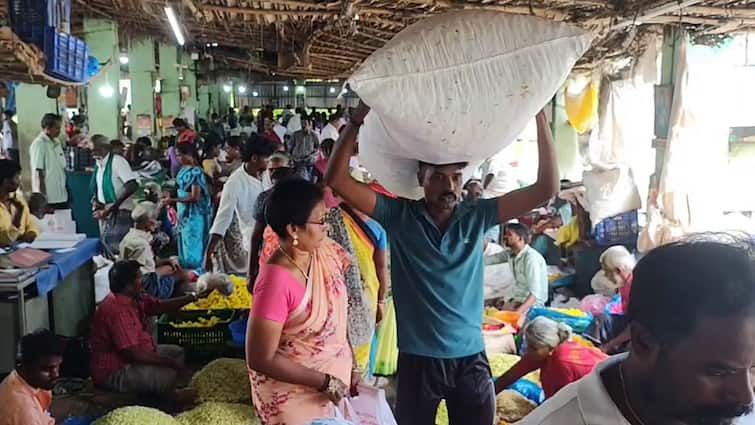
[165,143,213,270]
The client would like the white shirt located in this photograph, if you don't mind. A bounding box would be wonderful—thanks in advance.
[95,154,139,210]
[273,123,287,143]
[519,355,755,425]
[29,132,67,204]
[2,120,15,151]
[510,245,548,306]
[209,165,267,250]
[319,123,340,142]
[119,228,155,274]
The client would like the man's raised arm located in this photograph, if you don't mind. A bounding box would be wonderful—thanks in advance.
[324,101,378,216]
[496,110,559,223]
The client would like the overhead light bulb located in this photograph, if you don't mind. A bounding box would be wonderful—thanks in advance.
[164,6,185,46]
[223,84,232,93]
[99,84,114,98]
[282,86,289,92]
[252,91,259,97]
[238,85,247,94]
[329,87,336,93]
[119,53,129,65]
[212,42,218,47]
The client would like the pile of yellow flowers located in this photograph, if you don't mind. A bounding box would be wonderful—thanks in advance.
[191,358,251,403]
[176,402,259,425]
[93,406,178,425]
[168,316,228,328]
[184,276,252,311]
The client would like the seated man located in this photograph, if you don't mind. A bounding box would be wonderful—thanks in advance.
[27,192,52,233]
[502,223,548,319]
[90,260,200,397]
[0,159,39,247]
[119,202,189,299]
[0,329,62,425]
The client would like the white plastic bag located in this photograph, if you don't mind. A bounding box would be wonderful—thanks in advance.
[582,165,642,229]
[338,385,398,425]
[349,11,592,198]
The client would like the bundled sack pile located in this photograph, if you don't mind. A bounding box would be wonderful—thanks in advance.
[348,10,592,198]
[190,358,252,403]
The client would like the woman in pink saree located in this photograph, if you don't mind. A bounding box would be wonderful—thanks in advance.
[247,178,358,425]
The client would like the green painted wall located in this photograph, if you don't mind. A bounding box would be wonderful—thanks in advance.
[84,19,119,139]
[15,84,58,187]
[129,38,156,139]
[158,44,180,119]
[198,85,211,120]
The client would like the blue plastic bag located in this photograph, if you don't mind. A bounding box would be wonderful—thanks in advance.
[526,307,594,334]
[86,56,100,80]
[308,420,355,425]
[509,379,546,405]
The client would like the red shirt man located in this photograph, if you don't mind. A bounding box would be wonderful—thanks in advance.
[90,293,161,385]
[89,260,199,395]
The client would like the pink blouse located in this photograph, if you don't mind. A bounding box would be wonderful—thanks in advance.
[252,264,306,324]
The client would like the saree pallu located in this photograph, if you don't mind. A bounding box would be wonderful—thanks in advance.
[259,208,373,349]
[176,166,213,270]
[341,211,380,372]
[250,239,353,425]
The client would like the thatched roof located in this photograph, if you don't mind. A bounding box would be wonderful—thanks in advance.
[62,1,755,79]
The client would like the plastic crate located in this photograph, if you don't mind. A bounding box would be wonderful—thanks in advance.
[593,210,639,246]
[157,309,241,357]
[43,27,88,82]
[9,0,70,47]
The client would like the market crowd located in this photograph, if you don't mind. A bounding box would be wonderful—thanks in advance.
[1,103,755,425]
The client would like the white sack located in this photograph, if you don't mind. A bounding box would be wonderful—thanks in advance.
[349,11,592,198]
[582,165,642,229]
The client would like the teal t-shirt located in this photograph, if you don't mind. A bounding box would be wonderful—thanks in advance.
[373,194,500,359]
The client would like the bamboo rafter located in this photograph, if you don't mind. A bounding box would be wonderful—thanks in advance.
[58,0,755,79]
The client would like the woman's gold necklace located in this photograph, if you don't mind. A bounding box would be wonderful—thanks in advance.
[278,247,311,281]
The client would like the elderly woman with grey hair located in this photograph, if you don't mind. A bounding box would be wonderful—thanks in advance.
[493,317,608,399]
[119,202,190,298]
[596,245,637,353]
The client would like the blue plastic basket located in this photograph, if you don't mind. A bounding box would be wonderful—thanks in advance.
[9,0,69,47]
[43,27,88,82]
[593,210,639,246]
[229,316,248,346]
[61,417,96,425]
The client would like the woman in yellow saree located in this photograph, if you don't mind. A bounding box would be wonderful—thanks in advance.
[247,179,359,425]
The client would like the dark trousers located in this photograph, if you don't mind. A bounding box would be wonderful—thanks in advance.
[5,148,19,164]
[395,352,496,425]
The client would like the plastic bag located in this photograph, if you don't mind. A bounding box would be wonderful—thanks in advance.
[338,385,398,425]
[580,294,612,316]
[349,11,592,198]
[565,81,598,134]
[509,379,545,406]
